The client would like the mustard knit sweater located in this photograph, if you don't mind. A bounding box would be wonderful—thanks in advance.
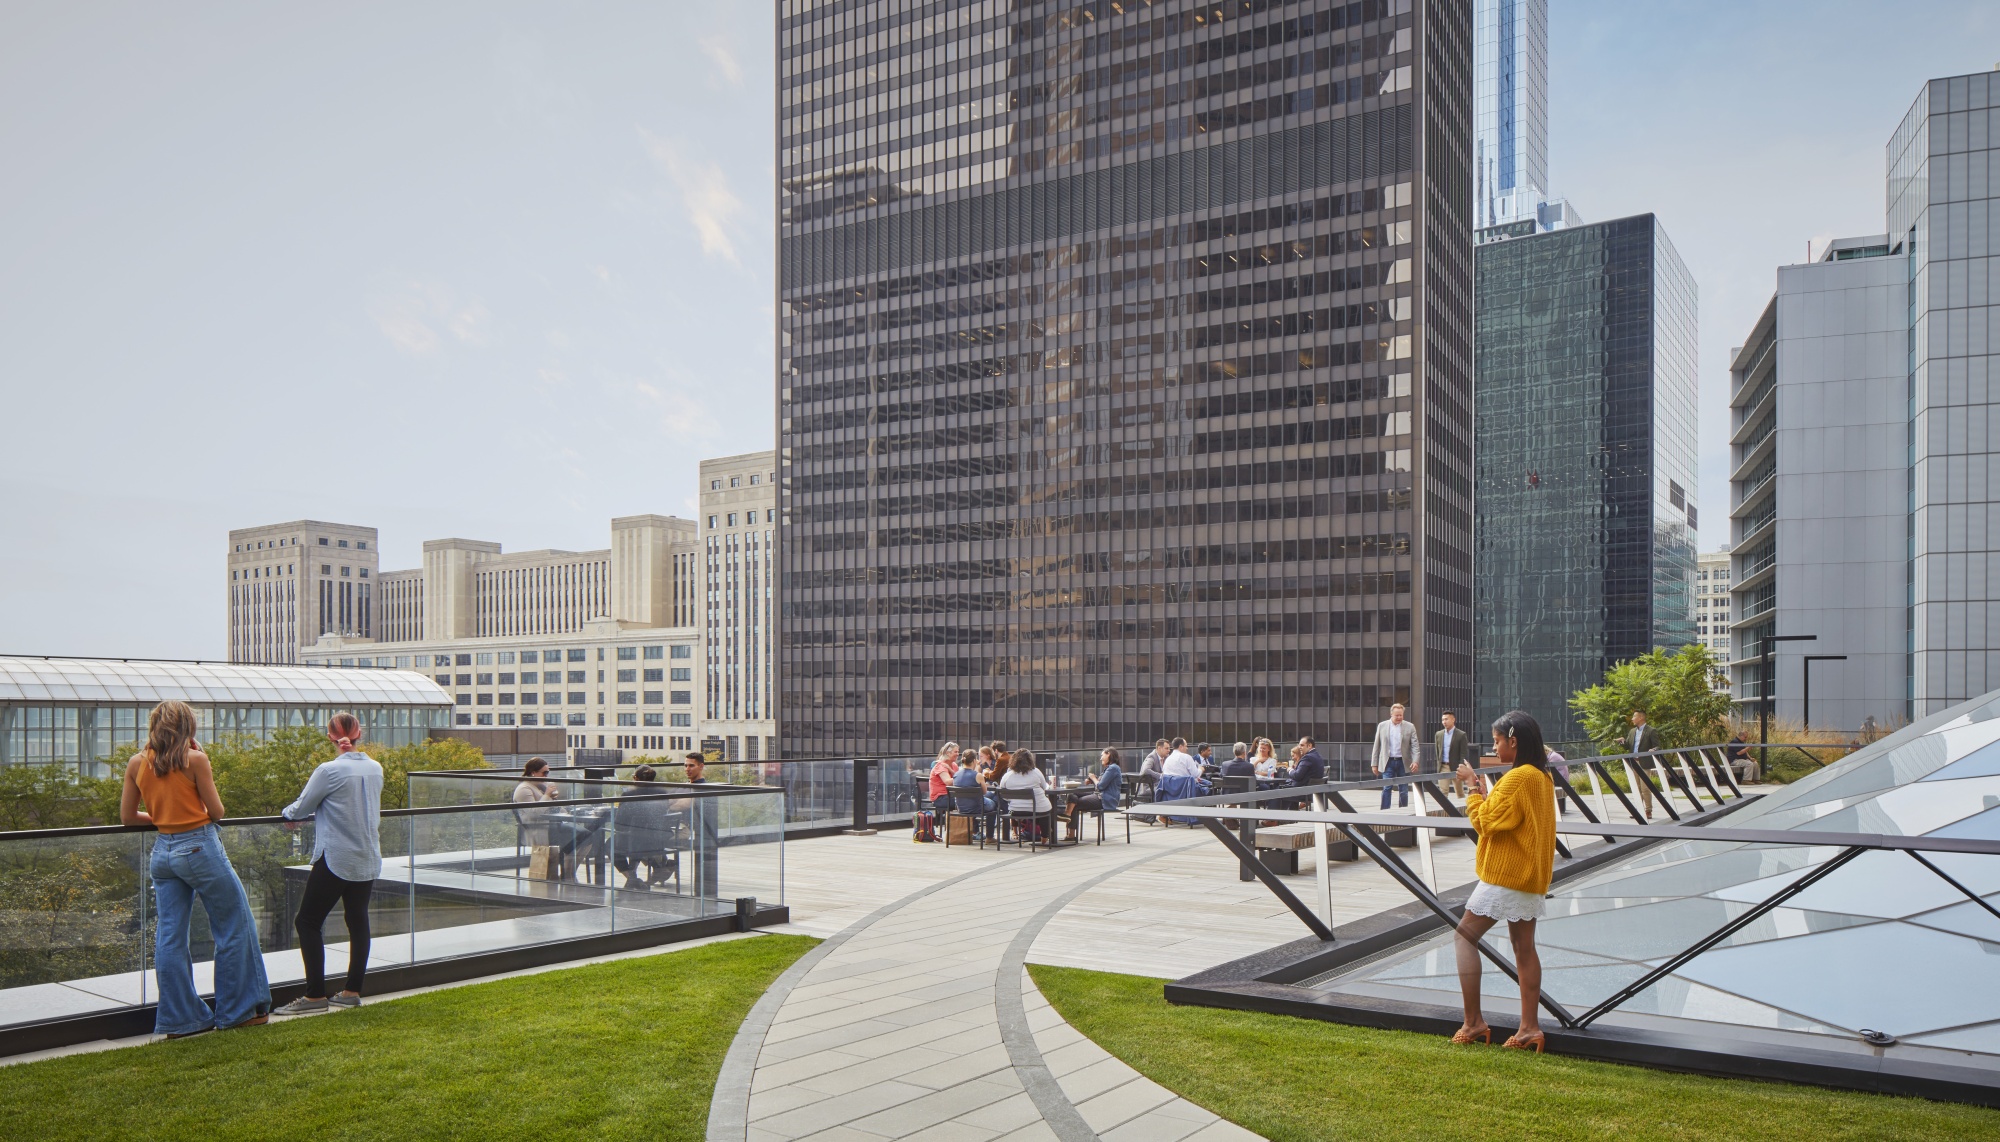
[1465,764,1556,895]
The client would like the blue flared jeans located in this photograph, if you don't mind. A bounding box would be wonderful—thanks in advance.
[150,824,270,1034]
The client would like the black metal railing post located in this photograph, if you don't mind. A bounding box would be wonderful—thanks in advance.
[849,758,875,835]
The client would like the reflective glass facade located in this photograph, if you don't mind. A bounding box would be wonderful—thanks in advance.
[1472,215,1697,740]
[777,0,1475,756]
[1470,0,1545,230]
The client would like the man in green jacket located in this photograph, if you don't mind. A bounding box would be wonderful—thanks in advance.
[1434,711,1472,796]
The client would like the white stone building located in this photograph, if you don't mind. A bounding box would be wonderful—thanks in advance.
[700,452,776,761]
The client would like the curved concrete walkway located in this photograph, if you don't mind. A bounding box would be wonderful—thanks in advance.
[708,830,1267,1142]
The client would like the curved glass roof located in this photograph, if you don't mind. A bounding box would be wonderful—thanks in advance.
[1316,690,2000,1056]
[0,656,451,708]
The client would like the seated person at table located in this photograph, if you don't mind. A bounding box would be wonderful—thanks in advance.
[1220,742,1257,779]
[513,758,561,847]
[928,742,961,815]
[1252,738,1280,779]
[1288,737,1327,787]
[1066,748,1123,822]
[613,765,679,890]
[1196,743,1215,770]
[998,749,1053,838]
[949,757,997,836]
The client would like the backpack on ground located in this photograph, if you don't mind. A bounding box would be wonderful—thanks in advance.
[911,811,937,842]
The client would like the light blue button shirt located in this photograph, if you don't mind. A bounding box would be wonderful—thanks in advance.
[283,751,384,882]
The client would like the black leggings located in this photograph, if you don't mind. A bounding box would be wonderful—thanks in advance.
[297,857,374,997]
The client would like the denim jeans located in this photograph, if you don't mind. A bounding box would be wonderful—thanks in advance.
[150,824,270,1034]
[1379,758,1411,809]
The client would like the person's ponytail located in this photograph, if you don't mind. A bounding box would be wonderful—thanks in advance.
[328,712,363,753]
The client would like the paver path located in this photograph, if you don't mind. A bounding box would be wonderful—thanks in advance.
[708,830,1266,1142]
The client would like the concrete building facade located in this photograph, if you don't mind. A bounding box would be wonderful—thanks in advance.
[701,453,776,761]
[1727,237,1908,732]
[227,521,380,664]
[1695,548,1733,688]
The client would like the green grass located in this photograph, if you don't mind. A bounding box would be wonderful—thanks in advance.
[0,934,817,1142]
[1028,965,2000,1142]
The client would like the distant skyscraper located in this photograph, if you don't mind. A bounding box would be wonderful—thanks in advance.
[1473,215,1698,741]
[227,521,378,664]
[1727,237,1906,731]
[1890,71,2000,714]
[777,0,1477,756]
[1695,549,1733,686]
[700,452,776,761]
[1471,0,1575,236]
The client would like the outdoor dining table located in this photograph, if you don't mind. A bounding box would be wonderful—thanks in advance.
[547,805,613,884]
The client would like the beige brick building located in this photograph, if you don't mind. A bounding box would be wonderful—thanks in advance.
[700,452,776,760]
[227,520,380,664]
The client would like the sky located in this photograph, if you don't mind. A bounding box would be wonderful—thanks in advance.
[0,1,1993,660]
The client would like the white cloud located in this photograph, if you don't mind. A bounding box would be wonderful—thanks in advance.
[367,281,492,357]
[699,35,743,86]
[639,129,745,264]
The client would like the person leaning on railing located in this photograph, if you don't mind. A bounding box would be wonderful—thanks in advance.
[120,699,272,1037]
[1450,709,1558,1054]
[273,711,384,1016]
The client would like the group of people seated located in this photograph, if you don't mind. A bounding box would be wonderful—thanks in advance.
[512,754,707,889]
[925,741,1124,843]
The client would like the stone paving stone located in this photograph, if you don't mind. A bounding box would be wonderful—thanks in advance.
[752,1079,932,1137]
[1073,1076,1179,1134]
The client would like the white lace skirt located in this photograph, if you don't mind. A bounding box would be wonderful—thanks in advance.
[1465,879,1547,923]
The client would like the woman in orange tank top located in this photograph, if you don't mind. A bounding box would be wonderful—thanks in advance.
[120,700,270,1037]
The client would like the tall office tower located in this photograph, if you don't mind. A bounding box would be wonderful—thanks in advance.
[1472,215,1697,741]
[1694,549,1733,692]
[700,453,777,760]
[227,521,379,663]
[1890,71,2000,715]
[777,0,1475,755]
[1470,0,1574,235]
[1727,237,1907,731]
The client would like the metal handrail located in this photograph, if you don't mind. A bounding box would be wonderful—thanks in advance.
[0,783,774,841]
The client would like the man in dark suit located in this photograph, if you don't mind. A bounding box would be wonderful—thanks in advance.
[1434,711,1472,796]
[1629,710,1662,819]
[1219,742,1258,779]
[1289,737,1327,788]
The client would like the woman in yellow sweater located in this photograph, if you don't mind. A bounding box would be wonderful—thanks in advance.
[1450,709,1557,1052]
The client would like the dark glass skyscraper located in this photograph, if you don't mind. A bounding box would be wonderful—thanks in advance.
[1472,214,1698,742]
[777,0,1475,756]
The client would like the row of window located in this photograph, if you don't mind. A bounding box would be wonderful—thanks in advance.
[233,536,369,553]
[709,510,777,528]
[453,712,695,728]
[708,472,773,489]
[433,668,692,686]
[451,691,692,706]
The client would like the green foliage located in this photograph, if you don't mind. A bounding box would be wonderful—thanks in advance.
[199,727,490,816]
[1570,644,1734,753]
[1031,965,1999,1142]
[0,763,126,831]
[0,934,818,1142]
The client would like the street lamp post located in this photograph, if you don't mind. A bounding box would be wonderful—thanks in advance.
[1802,655,1848,731]
[1759,634,1818,770]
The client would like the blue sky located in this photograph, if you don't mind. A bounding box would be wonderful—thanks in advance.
[0,1,1992,659]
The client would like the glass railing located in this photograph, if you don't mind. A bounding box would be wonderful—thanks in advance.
[0,785,782,1034]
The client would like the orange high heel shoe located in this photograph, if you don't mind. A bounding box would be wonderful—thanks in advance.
[1502,1029,1546,1053]
[1449,1024,1491,1045]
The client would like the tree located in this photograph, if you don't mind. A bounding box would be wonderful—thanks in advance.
[201,726,489,815]
[1570,644,1734,753]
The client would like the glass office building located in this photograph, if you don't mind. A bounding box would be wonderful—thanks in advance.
[777,0,1476,756]
[1472,214,1698,741]
[0,656,453,775]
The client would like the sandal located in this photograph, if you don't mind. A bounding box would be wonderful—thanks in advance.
[1502,1029,1546,1053]
[1449,1024,1491,1045]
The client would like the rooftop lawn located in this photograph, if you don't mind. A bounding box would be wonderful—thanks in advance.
[0,934,817,1142]
[1029,965,2000,1142]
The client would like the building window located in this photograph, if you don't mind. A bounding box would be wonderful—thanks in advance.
[456,654,472,666]
[710,479,720,490]
[671,645,691,659]
[567,713,586,726]
[520,650,538,663]
[476,652,493,666]
[749,474,759,485]
[321,565,331,575]
[476,673,493,685]
[475,713,493,726]
[671,713,691,727]
[643,645,663,659]
[643,668,663,682]
[617,713,637,727]
[617,669,637,683]
[707,515,717,528]
[434,674,451,685]
[456,674,472,686]
[727,513,737,527]
[617,646,637,661]
[456,713,471,725]
[618,691,637,705]
[498,673,515,685]
[520,692,537,705]
[476,693,492,706]
[498,693,515,705]
[544,691,562,704]
[357,541,367,550]
[435,655,451,667]
[318,538,329,546]
[643,691,663,704]
[765,510,774,523]
[519,713,538,725]
[567,649,586,662]
[671,691,691,704]
[499,714,515,726]
[359,569,369,579]
[670,667,690,682]
[568,692,587,705]
[337,540,349,548]
[564,670,584,684]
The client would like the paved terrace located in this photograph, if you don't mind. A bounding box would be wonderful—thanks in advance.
[706,808,1508,1142]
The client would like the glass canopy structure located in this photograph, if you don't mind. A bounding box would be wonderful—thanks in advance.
[0,656,452,773]
[1311,693,2000,1063]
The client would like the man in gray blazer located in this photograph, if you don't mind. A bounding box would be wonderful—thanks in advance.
[1370,703,1420,809]
[1434,711,1473,796]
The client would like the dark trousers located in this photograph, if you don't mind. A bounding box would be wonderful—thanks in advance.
[296,857,373,997]
[1379,758,1410,809]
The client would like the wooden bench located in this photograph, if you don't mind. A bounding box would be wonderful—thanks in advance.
[1253,824,1358,874]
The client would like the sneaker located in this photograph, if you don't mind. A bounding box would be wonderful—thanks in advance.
[273,996,329,1016]
[329,993,361,1009]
